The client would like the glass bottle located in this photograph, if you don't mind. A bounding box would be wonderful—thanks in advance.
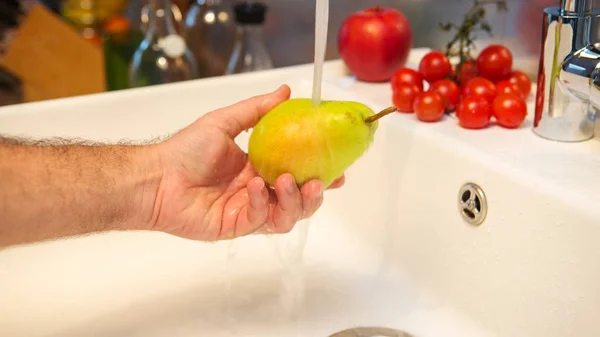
[184,0,235,78]
[103,15,145,91]
[140,2,184,35]
[129,0,198,88]
[61,0,128,47]
[225,2,273,75]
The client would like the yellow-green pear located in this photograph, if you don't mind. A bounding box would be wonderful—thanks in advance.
[247,98,396,188]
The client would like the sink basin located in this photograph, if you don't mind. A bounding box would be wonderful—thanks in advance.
[1,48,600,337]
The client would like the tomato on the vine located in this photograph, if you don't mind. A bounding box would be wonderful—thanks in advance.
[392,67,424,91]
[492,93,527,128]
[456,96,492,129]
[463,77,497,104]
[508,70,532,99]
[418,51,452,83]
[495,80,522,98]
[413,91,445,122]
[476,45,513,82]
[392,83,422,113]
[429,79,461,112]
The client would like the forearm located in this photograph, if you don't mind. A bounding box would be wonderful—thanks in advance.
[0,137,162,247]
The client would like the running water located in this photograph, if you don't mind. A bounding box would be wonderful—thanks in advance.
[224,240,238,335]
[269,219,310,324]
[311,0,329,106]
[223,0,330,333]
[271,0,330,329]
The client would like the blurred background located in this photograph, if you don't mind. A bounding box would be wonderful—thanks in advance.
[0,0,560,107]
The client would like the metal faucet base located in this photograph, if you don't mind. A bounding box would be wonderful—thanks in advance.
[532,102,597,142]
[532,129,595,143]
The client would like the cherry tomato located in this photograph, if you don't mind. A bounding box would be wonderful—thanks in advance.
[456,96,493,129]
[463,77,497,104]
[492,93,527,128]
[495,80,522,98]
[508,70,532,99]
[418,51,452,83]
[392,67,424,91]
[476,45,513,82]
[392,83,422,113]
[429,79,461,112]
[455,61,478,86]
[413,91,445,122]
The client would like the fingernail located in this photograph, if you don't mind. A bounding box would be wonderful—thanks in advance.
[286,176,296,194]
[256,177,265,190]
[316,181,324,196]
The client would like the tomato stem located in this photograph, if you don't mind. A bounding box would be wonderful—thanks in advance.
[364,106,397,124]
[438,0,509,81]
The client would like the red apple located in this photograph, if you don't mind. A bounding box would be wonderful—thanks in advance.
[337,6,412,82]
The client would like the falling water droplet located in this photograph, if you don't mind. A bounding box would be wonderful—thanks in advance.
[225,240,238,334]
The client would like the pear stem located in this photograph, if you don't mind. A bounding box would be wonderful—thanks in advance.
[364,106,397,124]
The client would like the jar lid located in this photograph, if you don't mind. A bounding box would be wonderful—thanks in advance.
[233,2,268,24]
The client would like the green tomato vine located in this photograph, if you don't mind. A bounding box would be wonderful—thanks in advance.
[438,0,509,79]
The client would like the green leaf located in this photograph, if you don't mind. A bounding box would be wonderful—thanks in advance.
[478,8,486,18]
[439,22,454,31]
[480,22,492,33]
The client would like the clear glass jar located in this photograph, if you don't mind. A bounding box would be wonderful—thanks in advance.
[225,2,273,75]
[184,0,236,78]
[129,0,198,88]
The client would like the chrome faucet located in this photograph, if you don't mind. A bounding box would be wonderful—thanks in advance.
[533,0,600,142]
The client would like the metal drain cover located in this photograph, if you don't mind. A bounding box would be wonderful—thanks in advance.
[458,182,488,226]
[328,326,414,337]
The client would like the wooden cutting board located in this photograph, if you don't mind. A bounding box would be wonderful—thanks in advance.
[1,3,105,103]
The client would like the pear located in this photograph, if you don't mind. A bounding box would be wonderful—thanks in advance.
[247,98,396,188]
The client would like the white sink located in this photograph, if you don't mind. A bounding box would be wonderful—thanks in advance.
[1,48,600,337]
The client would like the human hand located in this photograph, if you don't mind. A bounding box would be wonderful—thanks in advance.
[146,85,344,241]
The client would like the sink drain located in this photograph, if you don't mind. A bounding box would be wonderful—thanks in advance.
[328,326,414,337]
[458,182,488,226]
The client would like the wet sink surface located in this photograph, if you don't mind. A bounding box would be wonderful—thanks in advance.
[0,217,489,337]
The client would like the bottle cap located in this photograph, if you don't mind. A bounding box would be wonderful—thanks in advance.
[233,2,268,24]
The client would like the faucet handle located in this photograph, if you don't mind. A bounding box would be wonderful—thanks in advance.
[561,44,600,102]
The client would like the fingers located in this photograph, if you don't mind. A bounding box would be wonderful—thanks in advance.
[270,173,303,234]
[246,177,269,227]
[206,84,292,138]
[246,174,346,236]
[326,175,345,190]
[300,180,324,219]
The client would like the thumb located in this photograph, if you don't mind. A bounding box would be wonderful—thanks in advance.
[205,84,291,138]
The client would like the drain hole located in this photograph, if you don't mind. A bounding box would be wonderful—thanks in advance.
[474,196,481,211]
[463,209,476,219]
[461,190,471,202]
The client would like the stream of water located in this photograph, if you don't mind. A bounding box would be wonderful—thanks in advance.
[224,0,330,333]
[269,0,330,328]
[312,0,330,107]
